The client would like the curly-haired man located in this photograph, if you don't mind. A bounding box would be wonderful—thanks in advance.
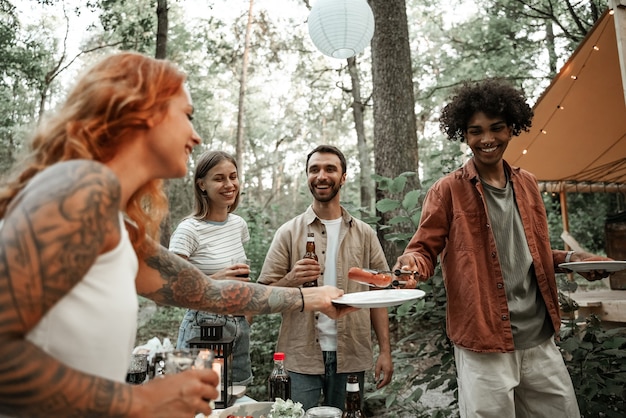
[395,78,611,418]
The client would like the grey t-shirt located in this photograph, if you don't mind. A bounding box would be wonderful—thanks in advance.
[482,179,554,349]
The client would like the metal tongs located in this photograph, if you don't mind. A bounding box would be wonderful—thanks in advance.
[355,268,418,288]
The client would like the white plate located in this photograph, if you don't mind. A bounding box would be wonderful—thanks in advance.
[332,289,425,308]
[559,261,626,272]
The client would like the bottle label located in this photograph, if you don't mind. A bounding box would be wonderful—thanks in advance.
[347,382,359,392]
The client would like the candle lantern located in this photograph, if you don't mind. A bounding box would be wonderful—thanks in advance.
[307,0,375,59]
[187,319,234,408]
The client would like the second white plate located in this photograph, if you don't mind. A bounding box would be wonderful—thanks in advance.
[332,289,425,308]
[559,261,626,272]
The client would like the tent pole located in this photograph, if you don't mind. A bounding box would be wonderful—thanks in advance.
[560,181,571,251]
[610,0,626,106]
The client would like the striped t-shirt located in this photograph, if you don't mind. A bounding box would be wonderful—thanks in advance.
[169,214,250,275]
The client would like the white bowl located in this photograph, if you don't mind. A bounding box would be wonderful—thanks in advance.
[218,401,304,418]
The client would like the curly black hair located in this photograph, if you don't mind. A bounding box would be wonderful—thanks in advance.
[439,78,534,142]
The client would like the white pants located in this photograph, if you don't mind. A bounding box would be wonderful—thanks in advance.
[454,338,580,418]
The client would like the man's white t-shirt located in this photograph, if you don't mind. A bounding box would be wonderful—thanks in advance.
[317,217,342,351]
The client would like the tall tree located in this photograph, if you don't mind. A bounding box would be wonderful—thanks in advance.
[235,0,254,172]
[346,56,373,214]
[155,0,170,245]
[155,0,168,59]
[369,0,420,263]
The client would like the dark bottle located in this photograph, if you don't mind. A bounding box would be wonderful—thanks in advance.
[268,352,291,401]
[342,374,365,418]
[302,232,318,287]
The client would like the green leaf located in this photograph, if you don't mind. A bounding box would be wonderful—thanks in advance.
[388,215,411,225]
[375,176,393,191]
[559,337,580,352]
[402,189,421,211]
[390,176,408,194]
[376,198,401,213]
[411,211,422,226]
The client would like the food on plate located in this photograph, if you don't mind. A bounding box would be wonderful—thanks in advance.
[348,267,392,288]
[267,398,304,418]
[220,399,304,418]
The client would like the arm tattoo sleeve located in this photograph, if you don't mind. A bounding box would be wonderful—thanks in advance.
[143,245,302,315]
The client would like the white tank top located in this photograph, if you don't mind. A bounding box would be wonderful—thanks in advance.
[26,213,139,382]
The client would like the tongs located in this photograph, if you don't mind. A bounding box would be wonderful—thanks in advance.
[351,268,418,288]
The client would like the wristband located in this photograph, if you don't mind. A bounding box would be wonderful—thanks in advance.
[298,287,305,312]
[565,251,575,263]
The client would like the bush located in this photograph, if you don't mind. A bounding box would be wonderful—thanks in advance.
[559,313,626,417]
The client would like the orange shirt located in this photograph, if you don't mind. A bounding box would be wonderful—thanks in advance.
[404,160,570,352]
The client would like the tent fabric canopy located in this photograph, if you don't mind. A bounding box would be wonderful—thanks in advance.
[504,10,626,186]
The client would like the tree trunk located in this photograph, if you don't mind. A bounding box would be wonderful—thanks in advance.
[369,0,420,265]
[156,0,168,59]
[545,19,557,77]
[156,0,171,246]
[346,56,373,214]
[236,0,255,175]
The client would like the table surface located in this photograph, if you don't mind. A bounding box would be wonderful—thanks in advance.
[568,289,626,323]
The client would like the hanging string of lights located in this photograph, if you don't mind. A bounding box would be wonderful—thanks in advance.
[519,11,615,158]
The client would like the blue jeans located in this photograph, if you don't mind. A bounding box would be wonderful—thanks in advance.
[289,351,365,411]
[177,310,253,385]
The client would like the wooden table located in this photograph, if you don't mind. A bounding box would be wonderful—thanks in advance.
[568,290,626,326]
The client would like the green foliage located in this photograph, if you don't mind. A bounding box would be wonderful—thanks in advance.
[367,172,458,417]
[543,191,620,254]
[238,204,276,282]
[373,171,424,248]
[248,313,282,402]
[135,297,185,347]
[368,274,458,417]
[89,0,157,53]
[559,315,626,417]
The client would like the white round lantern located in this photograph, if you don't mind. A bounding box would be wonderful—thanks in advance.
[307,0,375,59]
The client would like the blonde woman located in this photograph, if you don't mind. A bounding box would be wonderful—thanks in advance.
[171,150,253,386]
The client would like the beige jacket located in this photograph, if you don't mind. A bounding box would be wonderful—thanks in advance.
[258,206,389,374]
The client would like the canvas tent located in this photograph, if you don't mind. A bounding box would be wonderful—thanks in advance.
[503,3,626,293]
[503,5,626,194]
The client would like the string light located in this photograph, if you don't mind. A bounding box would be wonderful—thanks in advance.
[512,12,613,159]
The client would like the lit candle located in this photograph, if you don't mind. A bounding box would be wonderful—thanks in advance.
[213,359,223,402]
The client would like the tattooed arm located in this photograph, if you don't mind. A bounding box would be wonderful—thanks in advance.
[135,237,348,318]
[0,161,217,418]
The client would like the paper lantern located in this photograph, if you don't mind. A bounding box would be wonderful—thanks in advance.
[307,0,375,59]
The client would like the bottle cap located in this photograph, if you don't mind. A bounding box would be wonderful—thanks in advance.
[273,352,285,361]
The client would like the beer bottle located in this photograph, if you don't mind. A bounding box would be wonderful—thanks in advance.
[302,232,318,287]
[268,352,291,401]
[341,374,365,418]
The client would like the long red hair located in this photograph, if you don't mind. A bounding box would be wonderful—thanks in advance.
[0,51,187,252]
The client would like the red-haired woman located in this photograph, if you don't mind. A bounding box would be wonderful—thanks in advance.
[0,51,347,418]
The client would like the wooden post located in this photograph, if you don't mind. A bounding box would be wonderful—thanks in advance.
[559,182,570,250]
[610,0,626,106]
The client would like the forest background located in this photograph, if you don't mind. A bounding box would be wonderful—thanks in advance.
[1,0,625,417]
